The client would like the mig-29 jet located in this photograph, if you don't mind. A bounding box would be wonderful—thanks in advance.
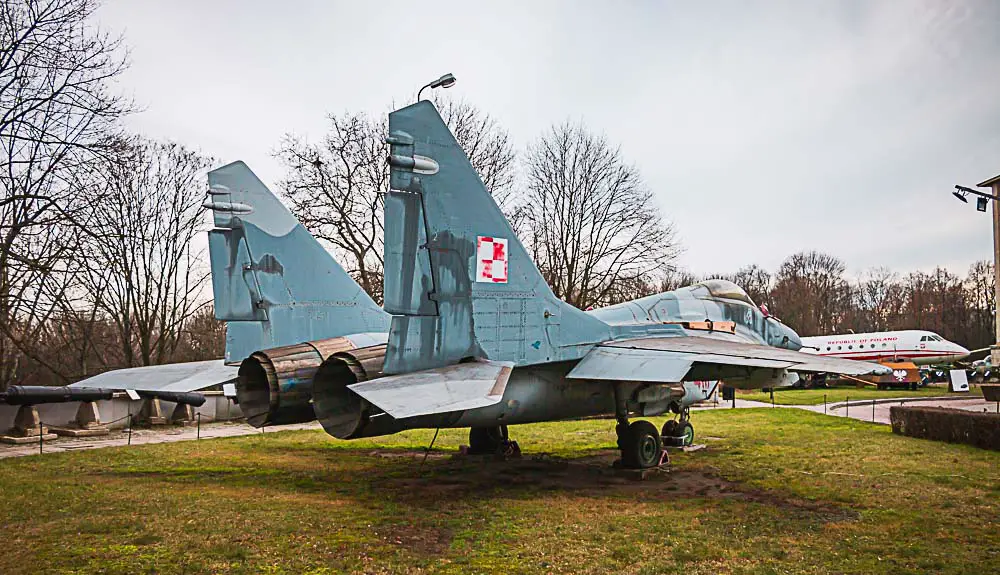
[280,101,891,469]
[69,109,889,469]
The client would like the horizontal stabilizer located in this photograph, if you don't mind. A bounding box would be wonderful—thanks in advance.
[348,359,514,419]
[69,360,238,393]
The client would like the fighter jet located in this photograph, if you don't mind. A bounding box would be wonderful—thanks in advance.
[289,101,892,469]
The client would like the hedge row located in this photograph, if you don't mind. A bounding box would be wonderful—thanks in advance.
[890,405,1000,451]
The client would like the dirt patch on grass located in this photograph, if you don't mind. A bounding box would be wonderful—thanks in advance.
[372,523,453,555]
[378,449,857,522]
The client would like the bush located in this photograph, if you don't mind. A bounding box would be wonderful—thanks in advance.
[890,406,1000,451]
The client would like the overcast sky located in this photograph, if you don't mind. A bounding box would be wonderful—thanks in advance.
[96,0,1000,278]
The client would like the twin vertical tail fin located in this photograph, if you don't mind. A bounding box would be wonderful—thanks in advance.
[205,161,389,364]
[382,102,610,374]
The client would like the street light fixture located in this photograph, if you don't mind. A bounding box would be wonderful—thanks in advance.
[953,177,1000,368]
[416,73,457,103]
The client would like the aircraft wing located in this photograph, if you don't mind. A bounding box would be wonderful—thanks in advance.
[68,360,239,393]
[567,336,891,383]
[348,359,514,419]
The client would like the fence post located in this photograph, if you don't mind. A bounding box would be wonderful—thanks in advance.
[872,399,876,422]
[38,421,43,455]
[196,412,201,440]
[846,396,849,418]
[824,394,827,414]
[127,413,133,445]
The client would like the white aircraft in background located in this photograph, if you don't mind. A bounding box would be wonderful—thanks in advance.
[800,330,970,366]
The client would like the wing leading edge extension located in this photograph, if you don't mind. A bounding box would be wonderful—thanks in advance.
[567,335,891,383]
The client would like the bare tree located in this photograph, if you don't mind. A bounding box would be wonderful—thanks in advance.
[855,267,905,332]
[966,260,994,349]
[770,251,851,336]
[0,0,131,387]
[727,264,772,308]
[658,269,701,292]
[522,121,679,309]
[275,97,516,302]
[276,113,386,299]
[80,139,212,367]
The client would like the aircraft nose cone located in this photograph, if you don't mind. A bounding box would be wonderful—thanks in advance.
[955,344,970,359]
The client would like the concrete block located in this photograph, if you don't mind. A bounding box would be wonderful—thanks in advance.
[75,401,103,428]
[136,398,167,426]
[171,403,195,426]
[0,433,57,444]
[11,405,48,435]
[48,425,110,438]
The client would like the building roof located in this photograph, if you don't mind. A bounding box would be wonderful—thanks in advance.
[977,174,1000,188]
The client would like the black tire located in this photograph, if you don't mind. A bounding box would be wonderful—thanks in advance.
[469,426,507,454]
[621,420,662,469]
[678,421,695,446]
[660,420,679,438]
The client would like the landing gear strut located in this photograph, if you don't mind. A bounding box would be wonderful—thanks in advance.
[468,425,519,456]
[613,384,667,469]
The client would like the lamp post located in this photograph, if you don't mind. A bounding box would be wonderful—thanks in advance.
[954,177,1000,366]
[416,73,457,103]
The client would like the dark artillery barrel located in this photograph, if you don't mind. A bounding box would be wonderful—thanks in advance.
[137,390,206,407]
[1,385,114,405]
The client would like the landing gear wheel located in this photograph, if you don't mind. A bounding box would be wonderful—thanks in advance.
[469,426,508,454]
[660,420,678,438]
[678,421,695,447]
[621,420,663,469]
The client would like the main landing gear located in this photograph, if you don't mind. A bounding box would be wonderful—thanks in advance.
[468,425,520,457]
[614,386,695,469]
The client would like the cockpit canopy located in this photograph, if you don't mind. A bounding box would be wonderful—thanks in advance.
[695,279,755,307]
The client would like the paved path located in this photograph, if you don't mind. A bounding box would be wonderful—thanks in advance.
[0,420,322,459]
[697,396,998,425]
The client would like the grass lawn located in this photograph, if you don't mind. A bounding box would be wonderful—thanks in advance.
[1,409,997,574]
[741,385,984,405]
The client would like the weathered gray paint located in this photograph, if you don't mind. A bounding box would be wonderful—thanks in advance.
[384,102,612,375]
[206,162,391,364]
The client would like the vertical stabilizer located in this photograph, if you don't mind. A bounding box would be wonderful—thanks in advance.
[206,161,389,363]
[383,102,611,374]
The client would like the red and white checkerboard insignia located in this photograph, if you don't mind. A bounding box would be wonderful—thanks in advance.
[476,236,508,283]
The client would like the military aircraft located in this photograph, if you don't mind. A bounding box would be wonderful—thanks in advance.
[70,105,889,469]
[276,100,892,469]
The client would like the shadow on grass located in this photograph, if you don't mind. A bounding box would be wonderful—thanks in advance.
[96,443,858,525]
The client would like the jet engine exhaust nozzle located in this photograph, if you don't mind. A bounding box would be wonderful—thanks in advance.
[236,337,359,428]
[312,344,398,439]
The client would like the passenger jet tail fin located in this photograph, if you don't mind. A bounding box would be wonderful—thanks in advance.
[383,102,611,374]
[206,161,389,363]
